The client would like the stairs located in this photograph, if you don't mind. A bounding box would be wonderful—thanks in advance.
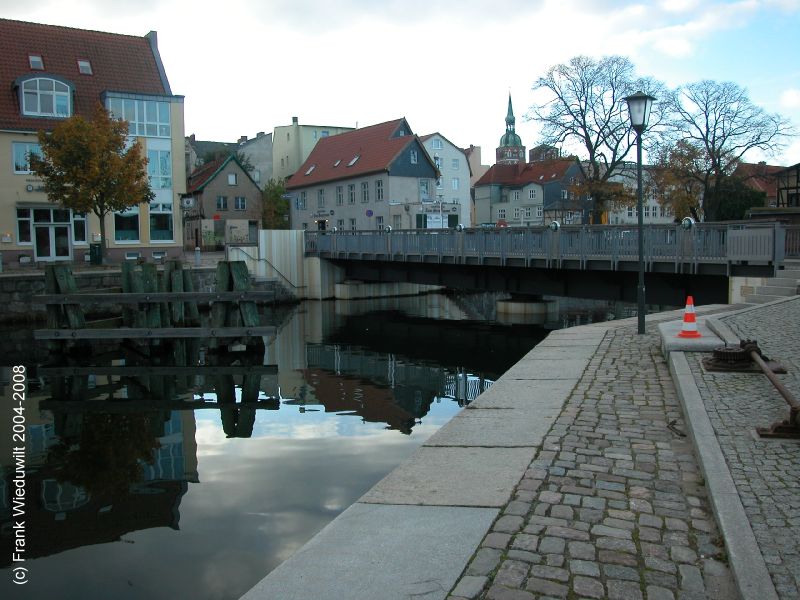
[744,259,800,303]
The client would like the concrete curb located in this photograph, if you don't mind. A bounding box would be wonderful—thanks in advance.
[668,351,779,600]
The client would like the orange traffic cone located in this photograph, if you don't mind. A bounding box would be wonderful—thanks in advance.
[677,296,702,338]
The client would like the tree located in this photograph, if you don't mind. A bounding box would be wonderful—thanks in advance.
[664,80,793,221]
[650,140,706,221]
[529,55,667,219]
[709,176,767,221]
[262,178,290,229]
[202,149,254,173]
[29,103,153,262]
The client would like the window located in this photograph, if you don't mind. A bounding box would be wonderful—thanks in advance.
[375,179,384,201]
[410,150,418,164]
[147,150,172,189]
[298,191,307,210]
[524,207,533,219]
[452,158,459,170]
[72,212,87,244]
[393,214,401,230]
[452,178,459,191]
[320,130,329,138]
[514,207,522,219]
[149,201,173,241]
[436,177,443,189]
[114,206,139,242]
[333,159,341,167]
[349,218,357,231]
[644,205,651,218]
[497,209,506,219]
[234,197,246,210]
[361,181,369,203]
[337,219,344,230]
[305,164,316,175]
[216,196,228,210]
[512,190,521,201]
[317,189,325,208]
[302,223,307,230]
[107,98,170,137]
[529,189,537,200]
[432,138,443,150]
[348,155,360,167]
[348,184,356,204]
[420,179,430,200]
[29,55,44,70]
[376,216,384,229]
[434,156,441,169]
[627,207,634,218]
[336,186,344,206]
[228,173,237,185]
[16,209,31,244]
[536,206,543,218]
[77,60,92,75]
[21,77,71,117]
[12,142,42,174]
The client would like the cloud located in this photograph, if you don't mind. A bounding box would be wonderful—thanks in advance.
[780,89,800,109]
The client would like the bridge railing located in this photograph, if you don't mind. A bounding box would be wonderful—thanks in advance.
[305,222,784,272]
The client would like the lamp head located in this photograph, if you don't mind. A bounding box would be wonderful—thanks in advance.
[625,91,656,133]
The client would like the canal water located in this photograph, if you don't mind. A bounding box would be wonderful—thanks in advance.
[0,293,648,600]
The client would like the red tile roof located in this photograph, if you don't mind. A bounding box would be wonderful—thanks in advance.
[186,155,258,194]
[475,158,577,187]
[286,118,419,189]
[0,18,169,132]
[734,162,784,200]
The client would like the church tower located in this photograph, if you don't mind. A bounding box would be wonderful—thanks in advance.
[496,94,526,164]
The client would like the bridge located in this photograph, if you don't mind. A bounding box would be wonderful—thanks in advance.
[304,222,792,306]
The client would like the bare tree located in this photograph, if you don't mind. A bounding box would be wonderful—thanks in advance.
[529,55,668,219]
[664,80,793,221]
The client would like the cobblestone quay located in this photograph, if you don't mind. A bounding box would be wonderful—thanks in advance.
[691,298,800,600]
[449,320,739,600]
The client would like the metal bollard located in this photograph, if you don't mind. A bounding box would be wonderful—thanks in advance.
[194,247,201,267]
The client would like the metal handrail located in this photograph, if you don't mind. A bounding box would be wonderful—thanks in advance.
[305,222,784,271]
[227,246,304,290]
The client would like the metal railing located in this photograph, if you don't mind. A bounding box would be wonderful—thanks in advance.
[305,222,785,274]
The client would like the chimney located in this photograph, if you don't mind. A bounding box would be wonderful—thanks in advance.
[257,131,265,138]
[189,134,195,142]
[292,116,299,125]
[238,135,248,144]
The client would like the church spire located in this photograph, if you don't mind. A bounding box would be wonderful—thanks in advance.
[506,93,515,130]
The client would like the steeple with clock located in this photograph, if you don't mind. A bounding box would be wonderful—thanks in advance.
[496,94,526,164]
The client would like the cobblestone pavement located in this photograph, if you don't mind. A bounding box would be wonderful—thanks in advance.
[448,322,739,600]
[687,298,800,599]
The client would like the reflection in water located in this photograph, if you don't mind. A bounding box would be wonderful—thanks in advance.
[0,293,637,600]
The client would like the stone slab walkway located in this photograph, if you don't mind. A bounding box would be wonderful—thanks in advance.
[449,320,739,600]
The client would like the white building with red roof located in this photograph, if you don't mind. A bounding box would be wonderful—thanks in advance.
[0,18,185,264]
[420,133,472,227]
[286,118,455,231]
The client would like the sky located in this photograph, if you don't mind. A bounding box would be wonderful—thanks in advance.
[4,0,800,167]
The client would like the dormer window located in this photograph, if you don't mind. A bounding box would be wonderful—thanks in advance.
[333,159,341,167]
[19,77,72,118]
[77,60,92,75]
[29,55,44,70]
[347,155,360,167]
[305,164,316,175]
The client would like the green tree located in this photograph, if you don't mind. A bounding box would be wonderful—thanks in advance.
[529,55,667,220]
[262,178,290,229]
[710,176,767,221]
[663,80,793,221]
[650,140,706,221]
[29,103,154,262]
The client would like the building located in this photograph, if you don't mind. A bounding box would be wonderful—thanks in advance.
[496,94,526,165]
[474,159,587,226]
[237,131,273,186]
[776,162,799,208]
[420,133,472,226]
[272,117,354,181]
[287,118,449,231]
[734,161,785,207]
[605,163,675,225]
[182,155,262,250]
[184,135,237,178]
[0,18,186,264]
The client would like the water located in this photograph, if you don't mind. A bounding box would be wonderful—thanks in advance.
[0,293,645,600]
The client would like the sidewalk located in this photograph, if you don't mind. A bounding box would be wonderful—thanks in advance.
[240,300,800,600]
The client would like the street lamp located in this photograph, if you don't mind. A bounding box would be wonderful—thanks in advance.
[625,90,656,335]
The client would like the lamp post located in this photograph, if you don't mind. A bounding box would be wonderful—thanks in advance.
[625,90,656,335]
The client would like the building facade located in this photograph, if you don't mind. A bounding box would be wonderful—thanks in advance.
[182,155,262,250]
[420,133,472,226]
[605,163,675,225]
[0,19,186,264]
[287,118,449,231]
[474,159,587,226]
[272,117,354,181]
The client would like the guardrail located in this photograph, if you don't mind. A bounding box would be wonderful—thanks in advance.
[305,222,785,275]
